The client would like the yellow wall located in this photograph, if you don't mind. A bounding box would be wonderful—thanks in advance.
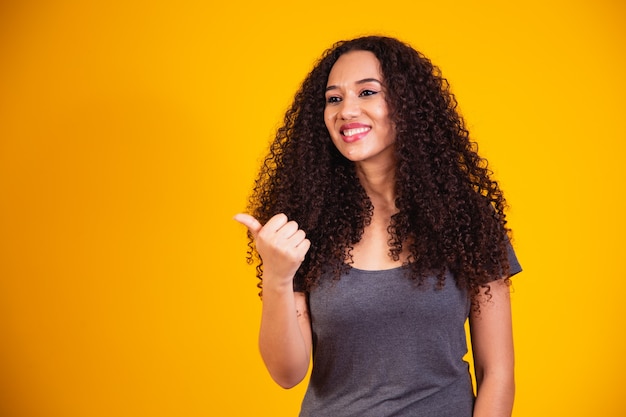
[0,1,624,416]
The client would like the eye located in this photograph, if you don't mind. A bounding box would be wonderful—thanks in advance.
[359,89,378,97]
[326,96,341,104]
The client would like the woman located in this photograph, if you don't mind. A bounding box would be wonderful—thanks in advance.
[235,36,521,417]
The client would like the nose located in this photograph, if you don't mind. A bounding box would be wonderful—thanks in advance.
[338,95,361,120]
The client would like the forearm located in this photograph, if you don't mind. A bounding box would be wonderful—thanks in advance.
[473,371,515,417]
[233,213,312,388]
[259,283,311,389]
[470,278,515,417]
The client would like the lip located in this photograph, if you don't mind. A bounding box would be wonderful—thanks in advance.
[339,122,371,143]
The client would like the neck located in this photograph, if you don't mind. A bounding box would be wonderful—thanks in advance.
[355,159,396,208]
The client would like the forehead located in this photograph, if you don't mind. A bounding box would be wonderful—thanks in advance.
[327,50,382,84]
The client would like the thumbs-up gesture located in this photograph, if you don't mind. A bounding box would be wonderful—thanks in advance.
[234,213,311,290]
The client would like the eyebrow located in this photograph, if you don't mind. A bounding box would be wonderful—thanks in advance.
[325,78,383,92]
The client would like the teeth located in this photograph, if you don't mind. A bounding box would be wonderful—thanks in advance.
[342,127,370,137]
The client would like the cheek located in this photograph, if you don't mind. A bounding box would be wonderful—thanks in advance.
[373,103,389,120]
[323,110,334,133]
[374,104,393,135]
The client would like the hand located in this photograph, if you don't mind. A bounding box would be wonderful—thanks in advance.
[234,213,311,289]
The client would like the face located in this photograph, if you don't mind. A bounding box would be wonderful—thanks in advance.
[324,50,395,165]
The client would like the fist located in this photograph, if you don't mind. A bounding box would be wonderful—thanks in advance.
[234,213,311,287]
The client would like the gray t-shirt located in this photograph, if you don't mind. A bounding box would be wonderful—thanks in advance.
[298,249,522,417]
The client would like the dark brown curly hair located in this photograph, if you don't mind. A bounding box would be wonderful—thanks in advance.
[245,36,512,301]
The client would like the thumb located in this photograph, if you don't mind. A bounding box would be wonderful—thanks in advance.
[233,213,262,237]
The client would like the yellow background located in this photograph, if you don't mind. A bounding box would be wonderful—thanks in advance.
[0,0,624,416]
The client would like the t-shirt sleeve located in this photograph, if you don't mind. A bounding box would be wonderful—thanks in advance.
[507,240,522,278]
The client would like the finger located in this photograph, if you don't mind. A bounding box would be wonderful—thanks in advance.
[277,220,300,239]
[264,213,289,232]
[290,229,307,246]
[233,213,262,237]
[296,238,311,260]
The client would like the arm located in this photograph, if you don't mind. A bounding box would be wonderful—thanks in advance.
[234,213,313,388]
[259,289,312,388]
[469,278,515,417]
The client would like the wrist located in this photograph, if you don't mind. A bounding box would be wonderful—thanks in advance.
[261,277,294,296]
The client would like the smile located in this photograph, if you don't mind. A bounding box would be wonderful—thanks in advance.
[341,127,371,137]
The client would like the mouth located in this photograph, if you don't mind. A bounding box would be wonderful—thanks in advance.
[341,126,371,137]
[340,124,371,142]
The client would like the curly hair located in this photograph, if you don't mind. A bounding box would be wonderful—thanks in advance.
[245,36,512,302]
